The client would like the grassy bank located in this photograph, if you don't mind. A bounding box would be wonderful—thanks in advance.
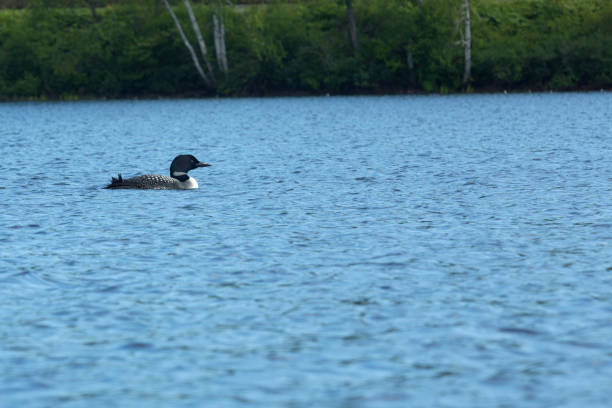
[1,0,610,100]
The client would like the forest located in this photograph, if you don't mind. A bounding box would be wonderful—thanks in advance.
[0,0,610,100]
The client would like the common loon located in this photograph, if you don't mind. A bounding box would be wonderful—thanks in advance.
[104,154,210,189]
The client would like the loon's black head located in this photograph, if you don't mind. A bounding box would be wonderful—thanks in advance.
[170,154,210,181]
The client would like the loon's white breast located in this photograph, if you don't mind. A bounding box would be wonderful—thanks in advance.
[176,176,198,189]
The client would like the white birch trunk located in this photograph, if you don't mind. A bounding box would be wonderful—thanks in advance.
[213,12,228,73]
[219,16,228,73]
[161,0,213,87]
[462,0,472,86]
[184,0,216,85]
[213,14,221,70]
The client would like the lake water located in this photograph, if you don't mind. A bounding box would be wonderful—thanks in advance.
[1,93,611,407]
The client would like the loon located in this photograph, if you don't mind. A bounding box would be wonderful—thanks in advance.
[104,154,210,190]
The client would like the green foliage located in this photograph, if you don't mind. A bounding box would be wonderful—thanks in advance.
[357,0,417,89]
[413,0,464,92]
[0,0,610,99]
[472,0,612,90]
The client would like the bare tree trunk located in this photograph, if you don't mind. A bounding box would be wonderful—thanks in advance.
[213,12,228,73]
[407,0,423,87]
[406,49,414,72]
[219,15,228,73]
[184,0,216,85]
[85,0,100,22]
[346,0,359,55]
[462,0,471,87]
[161,0,213,87]
[406,44,416,86]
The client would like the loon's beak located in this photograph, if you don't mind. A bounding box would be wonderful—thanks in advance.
[197,162,211,167]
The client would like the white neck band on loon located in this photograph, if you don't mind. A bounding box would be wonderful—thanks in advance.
[172,171,189,182]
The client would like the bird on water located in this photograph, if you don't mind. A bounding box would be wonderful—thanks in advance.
[104,154,210,190]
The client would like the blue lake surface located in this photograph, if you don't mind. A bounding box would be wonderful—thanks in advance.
[1,93,611,407]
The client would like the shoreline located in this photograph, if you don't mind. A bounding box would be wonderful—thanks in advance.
[2,1,610,102]
[2,86,610,103]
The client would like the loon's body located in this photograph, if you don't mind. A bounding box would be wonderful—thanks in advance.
[104,154,210,190]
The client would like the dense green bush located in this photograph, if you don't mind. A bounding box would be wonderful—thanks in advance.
[0,0,610,99]
[472,0,612,90]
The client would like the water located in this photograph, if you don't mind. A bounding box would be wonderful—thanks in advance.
[1,93,611,407]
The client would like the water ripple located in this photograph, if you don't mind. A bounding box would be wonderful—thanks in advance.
[1,94,611,407]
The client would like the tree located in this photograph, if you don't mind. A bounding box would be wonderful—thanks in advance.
[184,0,217,85]
[161,0,214,88]
[407,0,424,87]
[462,0,471,87]
[345,0,358,55]
[161,0,229,89]
[83,0,100,22]
[212,2,228,74]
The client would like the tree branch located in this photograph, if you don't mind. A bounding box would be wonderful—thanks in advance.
[161,0,213,88]
[184,0,216,85]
